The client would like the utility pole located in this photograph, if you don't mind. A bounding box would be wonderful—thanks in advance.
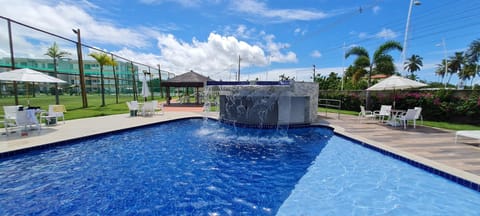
[73,28,88,108]
[312,64,316,82]
[158,64,163,98]
[237,55,241,81]
[341,42,346,90]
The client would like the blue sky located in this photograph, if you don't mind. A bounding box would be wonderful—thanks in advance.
[1,0,480,84]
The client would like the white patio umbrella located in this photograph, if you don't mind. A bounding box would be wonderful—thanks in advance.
[140,76,151,101]
[0,68,67,83]
[367,75,427,108]
[0,68,67,105]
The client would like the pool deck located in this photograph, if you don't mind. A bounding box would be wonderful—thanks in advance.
[1,110,479,185]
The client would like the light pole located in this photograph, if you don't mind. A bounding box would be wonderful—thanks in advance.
[72,28,88,108]
[401,0,421,75]
[436,38,448,88]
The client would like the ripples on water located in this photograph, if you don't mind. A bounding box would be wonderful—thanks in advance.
[0,119,332,215]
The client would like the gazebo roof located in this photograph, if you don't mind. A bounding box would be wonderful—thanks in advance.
[162,70,214,87]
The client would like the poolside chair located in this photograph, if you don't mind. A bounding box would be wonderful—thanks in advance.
[374,105,392,123]
[455,130,480,145]
[40,105,66,125]
[358,105,375,122]
[141,101,155,117]
[126,101,139,117]
[394,108,419,129]
[3,105,41,134]
[3,105,21,133]
[414,107,423,125]
[151,100,164,115]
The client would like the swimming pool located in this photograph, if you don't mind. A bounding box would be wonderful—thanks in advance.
[0,118,479,215]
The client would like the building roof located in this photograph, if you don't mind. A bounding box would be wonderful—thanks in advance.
[162,70,214,87]
[371,74,389,79]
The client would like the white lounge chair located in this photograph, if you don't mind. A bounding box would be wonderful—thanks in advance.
[358,105,375,122]
[374,105,392,123]
[4,105,21,133]
[40,105,66,125]
[455,130,480,145]
[151,100,164,115]
[395,108,419,129]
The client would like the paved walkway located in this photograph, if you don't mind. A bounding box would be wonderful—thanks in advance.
[1,110,479,185]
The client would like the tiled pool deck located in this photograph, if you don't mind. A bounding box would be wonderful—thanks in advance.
[1,110,479,206]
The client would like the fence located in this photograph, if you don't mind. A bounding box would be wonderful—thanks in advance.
[318,98,342,119]
[0,16,176,107]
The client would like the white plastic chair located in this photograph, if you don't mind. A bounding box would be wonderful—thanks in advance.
[126,101,139,117]
[40,105,66,125]
[374,105,392,123]
[358,105,375,122]
[151,100,164,115]
[141,101,155,117]
[395,109,419,129]
[3,105,21,133]
[3,106,41,134]
[414,107,423,125]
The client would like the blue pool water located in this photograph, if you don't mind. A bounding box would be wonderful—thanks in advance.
[0,119,329,215]
[0,118,479,215]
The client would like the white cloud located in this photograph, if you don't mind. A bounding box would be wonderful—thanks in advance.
[0,0,149,48]
[375,28,397,40]
[294,27,307,36]
[353,28,397,40]
[372,6,381,14]
[156,32,269,79]
[231,0,329,22]
[311,50,322,58]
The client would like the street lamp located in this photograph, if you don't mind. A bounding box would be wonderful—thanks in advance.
[72,28,88,108]
[401,0,421,75]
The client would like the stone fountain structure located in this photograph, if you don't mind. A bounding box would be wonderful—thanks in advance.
[204,81,318,127]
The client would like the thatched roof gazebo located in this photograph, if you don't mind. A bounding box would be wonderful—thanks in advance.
[162,70,214,105]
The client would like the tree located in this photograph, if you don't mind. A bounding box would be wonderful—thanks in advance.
[466,39,480,89]
[317,72,341,90]
[345,40,402,87]
[44,42,70,105]
[435,59,448,85]
[404,54,423,80]
[447,52,465,86]
[279,74,294,81]
[89,52,116,107]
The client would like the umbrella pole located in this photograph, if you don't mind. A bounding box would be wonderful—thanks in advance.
[13,81,18,105]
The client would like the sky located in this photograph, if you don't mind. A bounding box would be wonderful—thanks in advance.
[1,0,479,84]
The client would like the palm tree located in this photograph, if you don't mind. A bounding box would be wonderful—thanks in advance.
[466,39,480,89]
[89,52,116,107]
[44,42,70,105]
[435,59,448,85]
[404,54,423,80]
[447,52,465,86]
[345,40,402,87]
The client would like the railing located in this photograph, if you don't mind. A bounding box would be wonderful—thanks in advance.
[318,98,342,119]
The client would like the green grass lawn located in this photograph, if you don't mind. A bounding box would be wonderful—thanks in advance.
[0,95,477,131]
[0,94,166,121]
